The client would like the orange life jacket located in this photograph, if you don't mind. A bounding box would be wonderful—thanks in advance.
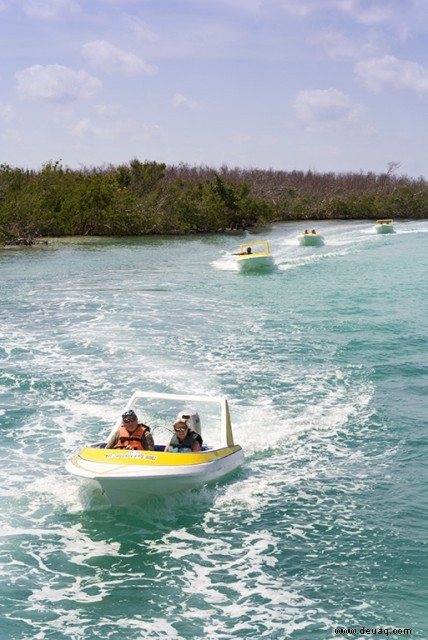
[114,424,148,450]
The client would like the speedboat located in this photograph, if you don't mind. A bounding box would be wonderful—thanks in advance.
[375,219,395,234]
[66,391,244,506]
[233,240,274,271]
[297,230,325,246]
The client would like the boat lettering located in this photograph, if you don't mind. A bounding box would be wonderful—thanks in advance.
[105,452,157,460]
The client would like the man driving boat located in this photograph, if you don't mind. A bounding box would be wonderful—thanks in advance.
[106,409,155,450]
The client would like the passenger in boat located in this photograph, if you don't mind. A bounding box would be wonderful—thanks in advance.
[232,246,253,256]
[311,229,317,234]
[164,419,202,453]
[106,409,155,450]
[304,229,309,234]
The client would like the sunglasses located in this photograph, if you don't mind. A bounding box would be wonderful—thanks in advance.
[123,416,136,424]
[174,427,188,432]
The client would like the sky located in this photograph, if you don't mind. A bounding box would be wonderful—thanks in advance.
[1,0,428,178]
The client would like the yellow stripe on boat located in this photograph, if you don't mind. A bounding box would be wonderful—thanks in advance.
[73,446,242,468]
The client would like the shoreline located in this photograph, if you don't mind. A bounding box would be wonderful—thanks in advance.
[1,217,425,249]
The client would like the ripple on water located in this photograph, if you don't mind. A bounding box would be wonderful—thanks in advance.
[1,226,427,638]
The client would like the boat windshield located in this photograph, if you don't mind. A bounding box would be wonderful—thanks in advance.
[238,240,270,255]
[107,393,231,449]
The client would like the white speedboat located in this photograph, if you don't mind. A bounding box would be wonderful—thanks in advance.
[233,240,274,271]
[297,230,325,246]
[375,219,395,234]
[66,391,244,506]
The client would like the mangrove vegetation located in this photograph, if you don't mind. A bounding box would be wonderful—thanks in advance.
[1,159,428,243]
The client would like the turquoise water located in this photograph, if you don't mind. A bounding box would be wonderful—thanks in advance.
[0,220,427,639]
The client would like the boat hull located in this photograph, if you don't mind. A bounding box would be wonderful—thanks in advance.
[297,234,325,246]
[66,446,244,506]
[375,224,395,234]
[237,255,274,271]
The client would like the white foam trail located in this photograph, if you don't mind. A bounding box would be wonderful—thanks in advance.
[211,256,239,271]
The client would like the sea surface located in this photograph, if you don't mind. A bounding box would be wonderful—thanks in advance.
[0,220,427,640]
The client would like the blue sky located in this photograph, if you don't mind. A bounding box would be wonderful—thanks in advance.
[1,0,428,177]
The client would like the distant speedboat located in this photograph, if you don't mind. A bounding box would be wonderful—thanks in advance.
[66,391,244,506]
[375,219,395,234]
[297,230,325,246]
[233,240,274,271]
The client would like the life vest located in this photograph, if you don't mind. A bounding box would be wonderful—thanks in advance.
[168,430,202,453]
[114,424,149,450]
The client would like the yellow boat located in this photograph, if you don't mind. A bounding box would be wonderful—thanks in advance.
[66,391,244,506]
[297,230,325,246]
[375,219,395,234]
[233,240,274,271]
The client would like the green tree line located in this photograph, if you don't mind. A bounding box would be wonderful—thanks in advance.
[1,159,428,243]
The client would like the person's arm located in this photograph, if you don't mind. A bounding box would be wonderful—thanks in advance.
[164,441,171,452]
[106,430,119,449]
[143,430,155,451]
[191,433,202,452]
[192,439,201,452]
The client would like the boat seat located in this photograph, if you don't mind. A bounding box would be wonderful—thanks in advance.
[154,444,212,452]
[94,443,213,451]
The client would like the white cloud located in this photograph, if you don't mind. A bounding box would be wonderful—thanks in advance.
[73,118,111,139]
[82,40,157,76]
[1,127,21,143]
[72,103,128,139]
[72,115,161,142]
[173,93,199,110]
[0,103,15,122]
[329,0,428,39]
[312,29,379,61]
[292,88,367,127]
[353,6,391,26]
[93,104,120,118]
[279,0,423,33]
[125,17,159,43]
[333,0,392,26]
[200,0,262,11]
[23,0,80,19]
[355,55,428,93]
[15,64,102,103]
[232,133,252,144]
[138,123,162,140]
[280,0,314,18]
